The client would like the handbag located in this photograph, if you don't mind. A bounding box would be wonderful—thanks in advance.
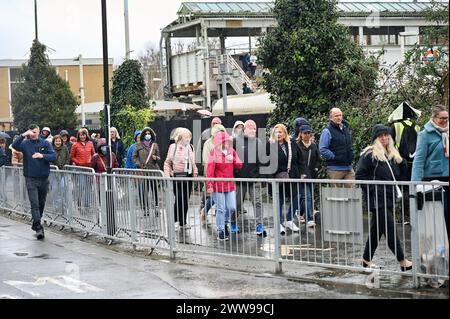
[275,142,292,179]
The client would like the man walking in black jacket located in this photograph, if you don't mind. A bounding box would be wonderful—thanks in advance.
[12,124,56,240]
[233,120,267,236]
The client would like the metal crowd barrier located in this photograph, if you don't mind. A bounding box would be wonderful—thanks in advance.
[0,166,447,288]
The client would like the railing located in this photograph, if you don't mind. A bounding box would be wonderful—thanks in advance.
[214,54,253,95]
[0,166,447,288]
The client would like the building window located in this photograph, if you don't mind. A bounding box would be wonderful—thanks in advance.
[9,67,23,105]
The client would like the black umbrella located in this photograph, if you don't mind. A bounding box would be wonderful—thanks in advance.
[0,131,11,139]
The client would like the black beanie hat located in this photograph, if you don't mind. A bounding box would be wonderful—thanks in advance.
[372,124,389,142]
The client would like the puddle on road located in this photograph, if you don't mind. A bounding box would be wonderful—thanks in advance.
[13,252,28,257]
[29,253,57,260]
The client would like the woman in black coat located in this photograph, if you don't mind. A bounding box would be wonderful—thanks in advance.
[269,124,306,235]
[356,124,412,271]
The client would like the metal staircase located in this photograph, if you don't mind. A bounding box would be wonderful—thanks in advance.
[214,54,253,95]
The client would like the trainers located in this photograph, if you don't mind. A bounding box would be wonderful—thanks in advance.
[31,221,40,231]
[230,222,240,234]
[174,222,180,231]
[217,230,229,241]
[299,215,306,224]
[284,220,300,232]
[279,223,286,235]
[181,224,191,230]
[307,220,316,227]
[36,226,45,240]
[256,223,266,237]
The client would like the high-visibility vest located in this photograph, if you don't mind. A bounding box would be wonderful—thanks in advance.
[393,120,420,149]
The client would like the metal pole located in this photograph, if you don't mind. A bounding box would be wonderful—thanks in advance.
[202,24,211,108]
[34,0,38,40]
[78,54,85,127]
[409,182,420,288]
[124,0,130,60]
[101,0,116,236]
[220,60,228,114]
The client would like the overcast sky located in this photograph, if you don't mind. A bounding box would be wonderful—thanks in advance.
[0,0,441,65]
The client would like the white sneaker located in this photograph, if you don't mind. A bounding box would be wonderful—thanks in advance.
[307,220,316,227]
[279,223,286,235]
[284,221,300,232]
[182,224,191,229]
[174,222,180,231]
[299,216,306,224]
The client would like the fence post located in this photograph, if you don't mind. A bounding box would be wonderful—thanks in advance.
[409,182,420,288]
[0,167,5,205]
[99,174,108,234]
[165,178,176,260]
[127,177,137,243]
[272,181,282,274]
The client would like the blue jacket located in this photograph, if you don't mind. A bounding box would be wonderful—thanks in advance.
[12,135,56,178]
[111,139,126,168]
[125,143,137,169]
[411,121,449,181]
[319,121,354,170]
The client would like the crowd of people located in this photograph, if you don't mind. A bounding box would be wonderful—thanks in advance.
[2,104,448,272]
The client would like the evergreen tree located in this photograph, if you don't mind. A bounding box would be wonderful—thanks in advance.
[12,39,78,132]
[258,0,378,127]
[107,59,149,145]
[110,59,148,117]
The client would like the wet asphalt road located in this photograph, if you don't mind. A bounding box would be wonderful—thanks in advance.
[1,214,447,299]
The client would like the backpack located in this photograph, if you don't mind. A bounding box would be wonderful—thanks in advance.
[392,120,420,162]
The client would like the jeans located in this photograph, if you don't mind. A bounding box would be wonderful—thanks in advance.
[25,176,49,226]
[278,183,293,223]
[287,183,314,221]
[201,195,214,214]
[213,191,236,232]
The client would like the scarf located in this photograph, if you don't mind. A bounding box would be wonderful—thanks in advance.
[302,140,312,148]
[143,140,152,149]
[431,120,449,157]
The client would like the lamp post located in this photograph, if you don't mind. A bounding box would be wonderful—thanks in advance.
[101,0,116,236]
[74,54,85,127]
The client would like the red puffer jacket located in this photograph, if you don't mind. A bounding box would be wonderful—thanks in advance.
[206,131,243,192]
[70,141,95,167]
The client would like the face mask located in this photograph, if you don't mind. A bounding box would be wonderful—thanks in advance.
[100,146,108,154]
[144,134,152,141]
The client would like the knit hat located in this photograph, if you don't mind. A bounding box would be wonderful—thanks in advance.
[59,130,69,137]
[371,124,389,142]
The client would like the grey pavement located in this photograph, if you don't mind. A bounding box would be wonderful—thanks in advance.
[0,214,447,299]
